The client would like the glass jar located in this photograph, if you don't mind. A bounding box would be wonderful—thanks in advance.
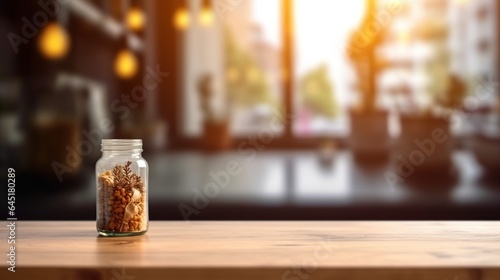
[96,139,148,236]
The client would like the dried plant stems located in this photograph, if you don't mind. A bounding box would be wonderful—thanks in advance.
[97,161,146,233]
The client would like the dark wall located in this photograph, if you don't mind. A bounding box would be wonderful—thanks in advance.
[0,0,119,93]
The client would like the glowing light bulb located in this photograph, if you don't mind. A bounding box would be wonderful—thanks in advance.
[199,7,214,27]
[174,8,190,30]
[38,22,70,60]
[114,49,138,79]
[127,7,145,31]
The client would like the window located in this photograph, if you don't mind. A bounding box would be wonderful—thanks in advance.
[181,0,283,137]
[379,0,498,135]
[293,0,364,137]
[180,0,498,143]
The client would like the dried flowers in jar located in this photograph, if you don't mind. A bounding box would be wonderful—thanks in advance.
[96,139,148,236]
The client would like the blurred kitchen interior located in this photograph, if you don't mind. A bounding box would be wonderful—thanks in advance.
[1,0,500,220]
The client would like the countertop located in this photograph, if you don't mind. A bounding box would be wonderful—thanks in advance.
[13,151,500,220]
[1,221,499,279]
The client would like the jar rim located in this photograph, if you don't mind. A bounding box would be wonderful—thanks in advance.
[101,139,143,152]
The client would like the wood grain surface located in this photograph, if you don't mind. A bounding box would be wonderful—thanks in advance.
[1,221,499,280]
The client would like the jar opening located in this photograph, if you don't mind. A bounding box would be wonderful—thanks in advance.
[101,139,143,152]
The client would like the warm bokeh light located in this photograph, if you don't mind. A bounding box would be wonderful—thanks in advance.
[126,7,146,31]
[38,22,70,60]
[114,49,138,79]
[174,8,190,30]
[199,7,214,27]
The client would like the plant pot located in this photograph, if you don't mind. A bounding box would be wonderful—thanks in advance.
[317,140,337,168]
[397,115,453,174]
[203,121,232,152]
[470,113,500,172]
[471,135,500,171]
[349,109,390,162]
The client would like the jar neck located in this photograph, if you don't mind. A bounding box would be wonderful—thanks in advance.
[101,139,143,157]
[101,150,142,158]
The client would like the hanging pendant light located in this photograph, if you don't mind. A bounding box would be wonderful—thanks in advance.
[174,1,190,30]
[114,48,138,79]
[114,0,139,79]
[38,1,70,60]
[126,0,145,32]
[38,22,70,60]
[127,7,145,31]
[199,0,214,27]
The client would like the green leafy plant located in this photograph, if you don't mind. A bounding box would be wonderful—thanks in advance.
[299,64,338,118]
[224,29,277,107]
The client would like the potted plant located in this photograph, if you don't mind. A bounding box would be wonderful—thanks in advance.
[395,17,466,175]
[198,74,232,152]
[470,96,500,173]
[346,0,391,162]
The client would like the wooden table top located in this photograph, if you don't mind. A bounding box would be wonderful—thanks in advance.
[2,221,500,280]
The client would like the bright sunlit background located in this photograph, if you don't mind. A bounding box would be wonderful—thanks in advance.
[0,0,499,221]
[294,0,364,136]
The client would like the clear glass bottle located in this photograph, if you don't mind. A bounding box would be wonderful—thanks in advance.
[96,139,148,236]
